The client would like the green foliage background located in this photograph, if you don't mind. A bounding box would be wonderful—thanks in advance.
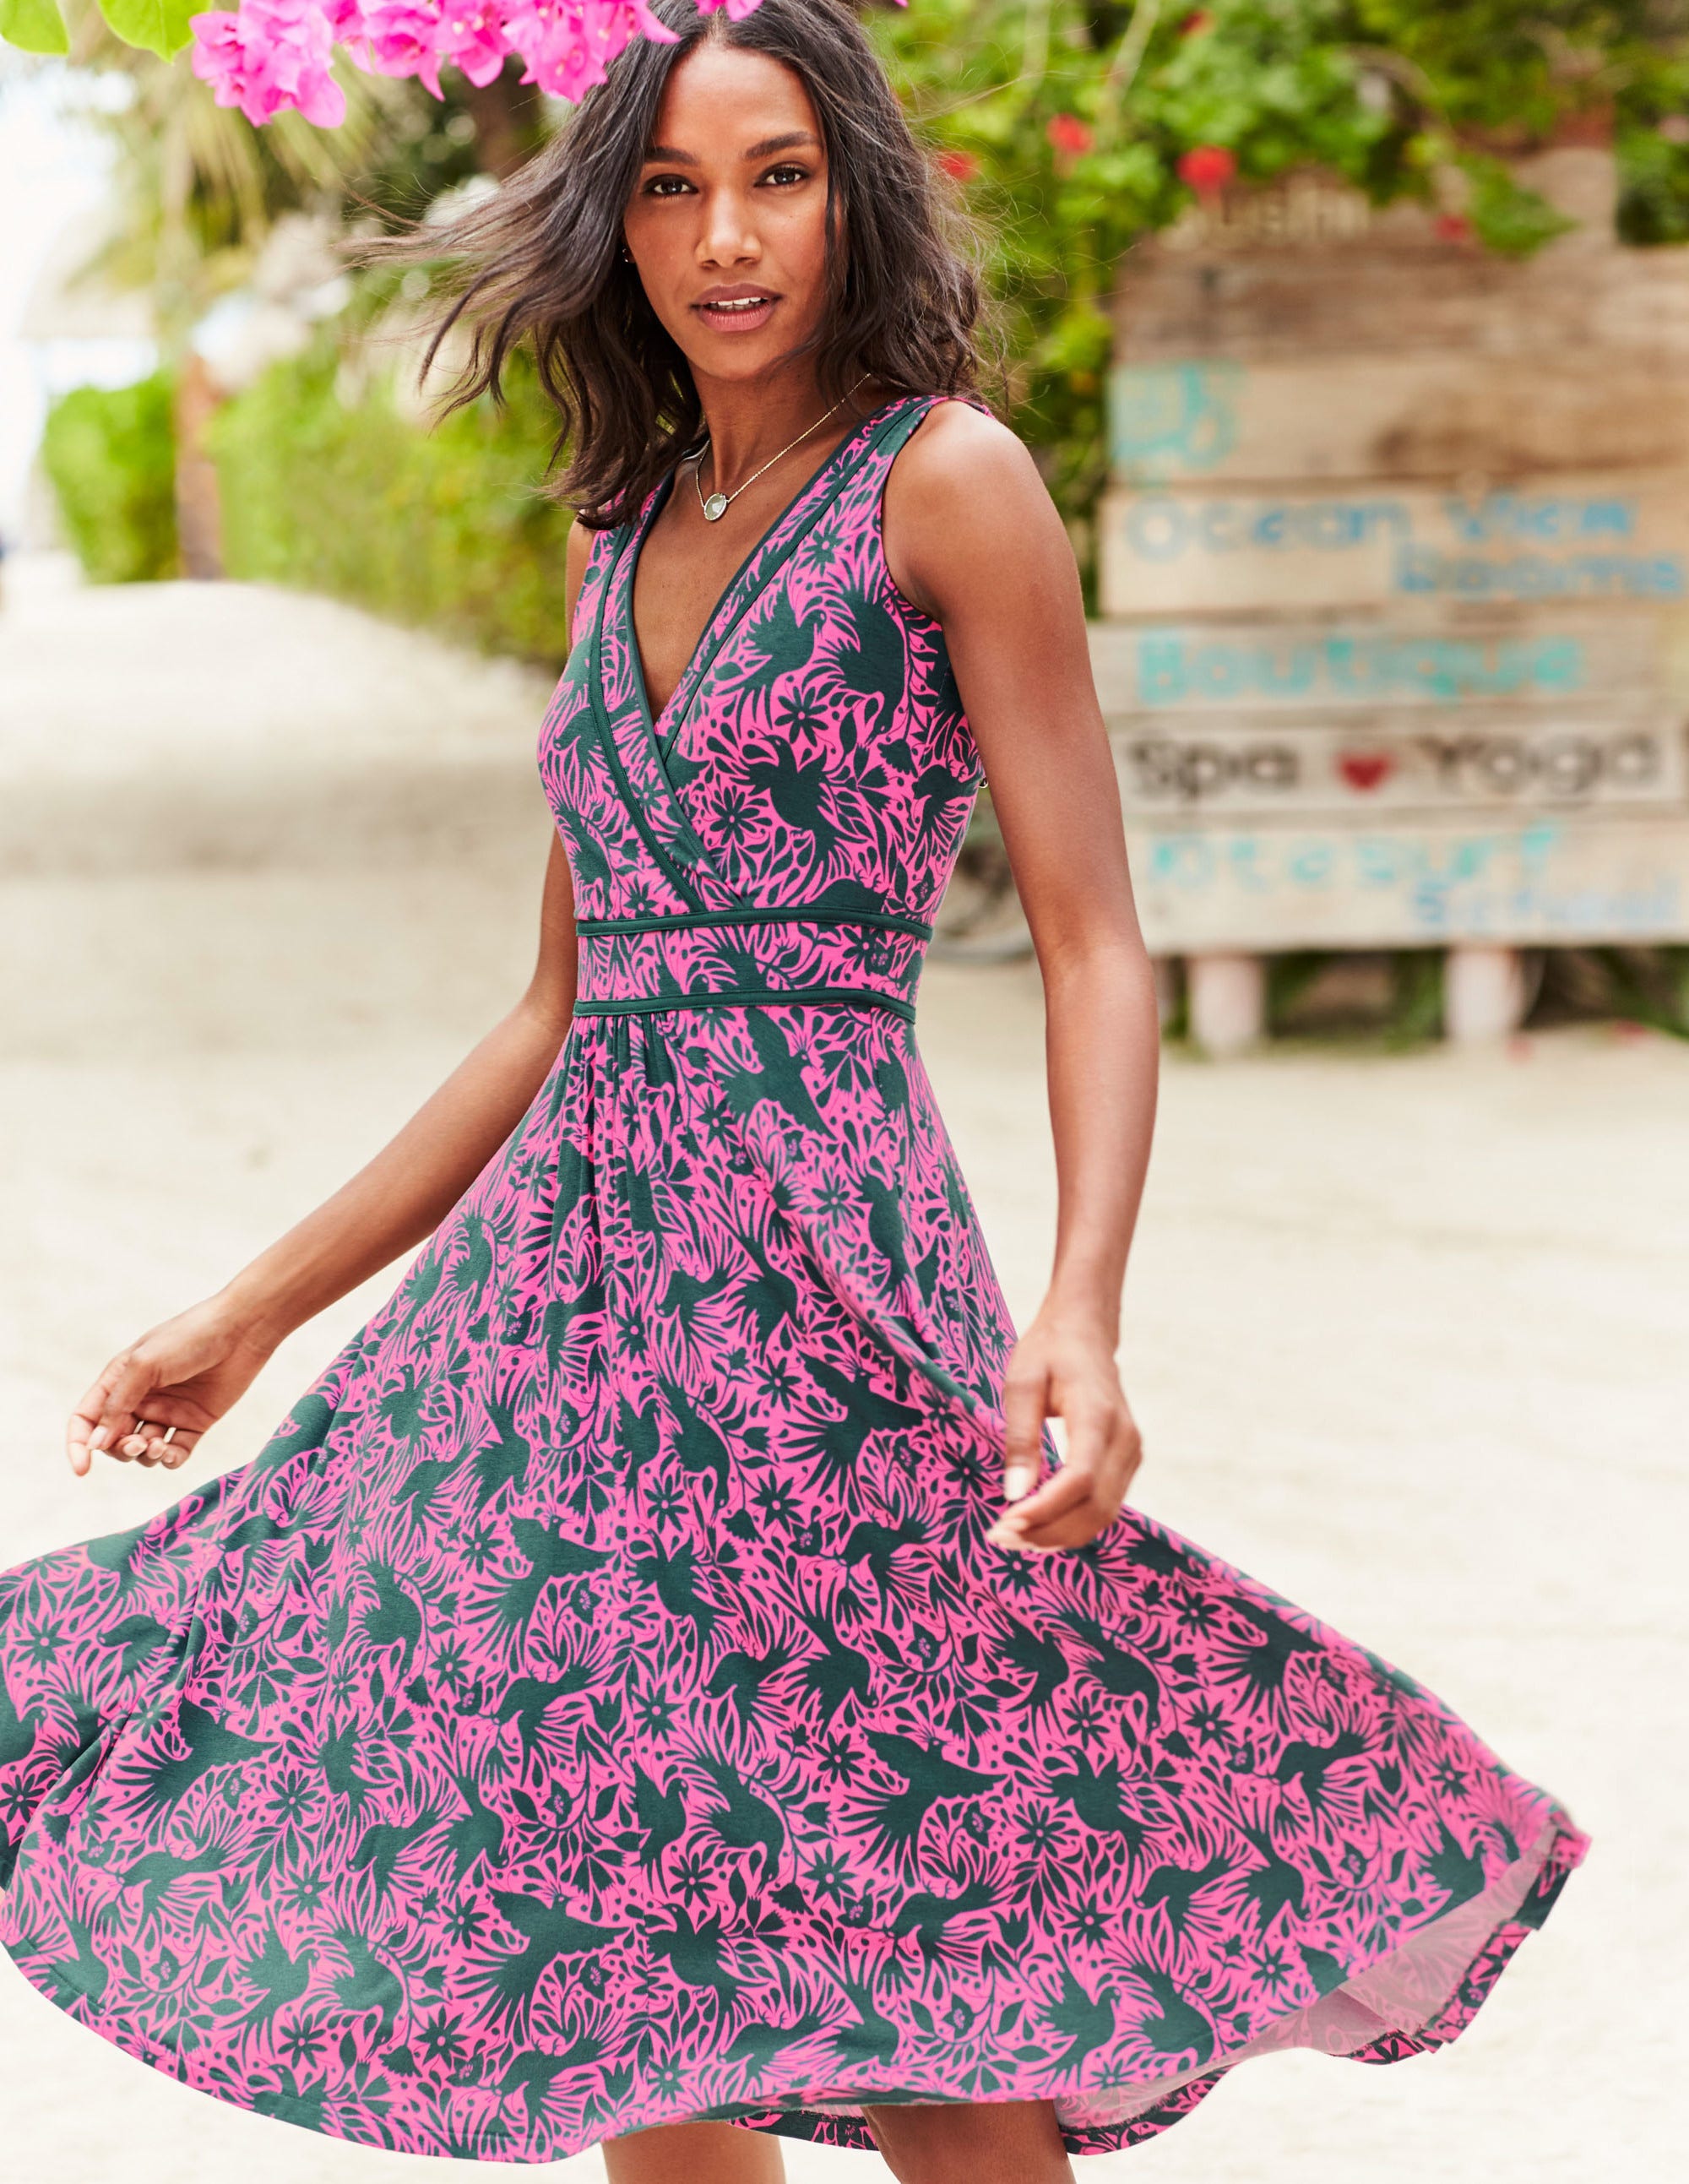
[208,345,578,661]
[41,372,179,583]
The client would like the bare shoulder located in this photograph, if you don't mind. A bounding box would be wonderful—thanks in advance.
[892,396,1047,514]
[883,397,1067,618]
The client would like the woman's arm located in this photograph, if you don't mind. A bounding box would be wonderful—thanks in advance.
[68,519,597,1477]
[217,834,581,1348]
[883,401,1161,1551]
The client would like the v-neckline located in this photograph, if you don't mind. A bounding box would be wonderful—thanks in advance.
[618,392,912,760]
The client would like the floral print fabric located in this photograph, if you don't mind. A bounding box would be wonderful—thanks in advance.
[0,393,1589,2160]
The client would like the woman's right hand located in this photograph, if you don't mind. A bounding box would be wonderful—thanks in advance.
[67,1295,279,1478]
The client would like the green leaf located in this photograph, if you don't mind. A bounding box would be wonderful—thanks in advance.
[0,0,69,54]
[95,0,195,60]
[1461,156,1579,258]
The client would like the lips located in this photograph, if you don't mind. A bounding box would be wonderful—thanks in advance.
[693,293,778,331]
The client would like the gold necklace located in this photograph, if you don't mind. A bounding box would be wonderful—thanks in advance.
[690,375,869,523]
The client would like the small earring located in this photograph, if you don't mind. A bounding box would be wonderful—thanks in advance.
[620,242,633,263]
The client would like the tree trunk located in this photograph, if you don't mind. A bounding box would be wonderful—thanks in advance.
[174,351,223,581]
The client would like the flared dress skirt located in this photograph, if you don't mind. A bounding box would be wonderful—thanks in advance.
[0,393,1589,2160]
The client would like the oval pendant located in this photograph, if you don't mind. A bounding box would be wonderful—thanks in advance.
[702,492,730,522]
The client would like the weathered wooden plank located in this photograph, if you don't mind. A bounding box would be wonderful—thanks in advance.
[1086,613,1669,715]
[1114,252,1689,368]
[1107,356,1689,486]
[1135,149,1619,266]
[1098,475,1689,618]
[1111,710,1687,817]
[1125,811,1689,949]
[1111,158,1689,367]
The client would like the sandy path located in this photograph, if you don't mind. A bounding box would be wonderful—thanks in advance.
[1,562,1680,2181]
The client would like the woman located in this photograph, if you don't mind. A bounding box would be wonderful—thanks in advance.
[1,3,1587,2179]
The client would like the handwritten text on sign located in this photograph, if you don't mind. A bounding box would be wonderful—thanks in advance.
[1116,714,1684,812]
[1099,480,1689,616]
[1085,619,1665,714]
[1127,817,1689,949]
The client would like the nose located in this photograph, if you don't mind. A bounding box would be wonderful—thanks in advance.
[697,186,761,270]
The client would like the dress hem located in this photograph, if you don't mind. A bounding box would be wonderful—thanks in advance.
[2,1809,1587,2165]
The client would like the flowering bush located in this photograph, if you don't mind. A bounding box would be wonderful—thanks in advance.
[187,0,712,121]
[1045,111,1093,159]
[1176,142,1235,198]
[0,0,798,113]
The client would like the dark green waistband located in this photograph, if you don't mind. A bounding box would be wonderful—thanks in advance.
[572,904,925,1024]
[573,985,915,1024]
[574,904,933,940]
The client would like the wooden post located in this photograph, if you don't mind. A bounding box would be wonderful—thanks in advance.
[1188,952,1265,1057]
[1444,946,1529,1043]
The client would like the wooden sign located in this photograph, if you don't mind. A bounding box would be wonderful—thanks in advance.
[1100,149,1689,981]
[1099,475,1689,618]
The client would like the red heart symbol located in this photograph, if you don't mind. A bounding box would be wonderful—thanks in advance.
[1338,749,1395,791]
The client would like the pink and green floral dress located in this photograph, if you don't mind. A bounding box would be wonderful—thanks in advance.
[0,391,1589,2160]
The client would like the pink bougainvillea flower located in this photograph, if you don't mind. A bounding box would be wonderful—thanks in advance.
[191,0,346,128]
[189,0,900,128]
[1177,142,1236,196]
[1045,111,1094,159]
[190,10,254,105]
[356,0,450,96]
[430,1,506,88]
[498,0,685,103]
[595,0,683,49]
[499,0,606,100]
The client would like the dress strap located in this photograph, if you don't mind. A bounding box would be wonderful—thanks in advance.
[873,388,996,463]
[568,520,622,655]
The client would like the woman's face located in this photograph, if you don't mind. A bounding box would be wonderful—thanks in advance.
[622,43,834,386]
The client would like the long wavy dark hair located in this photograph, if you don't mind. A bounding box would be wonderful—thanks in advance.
[377,0,1002,529]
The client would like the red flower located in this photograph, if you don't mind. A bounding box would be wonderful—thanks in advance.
[1434,211,1474,242]
[1046,113,1094,159]
[936,148,979,183]
[1181,9,1214,32]
[1177,144,1236,197]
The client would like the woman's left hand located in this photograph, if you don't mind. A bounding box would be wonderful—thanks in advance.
[986,1309,1143,1552]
